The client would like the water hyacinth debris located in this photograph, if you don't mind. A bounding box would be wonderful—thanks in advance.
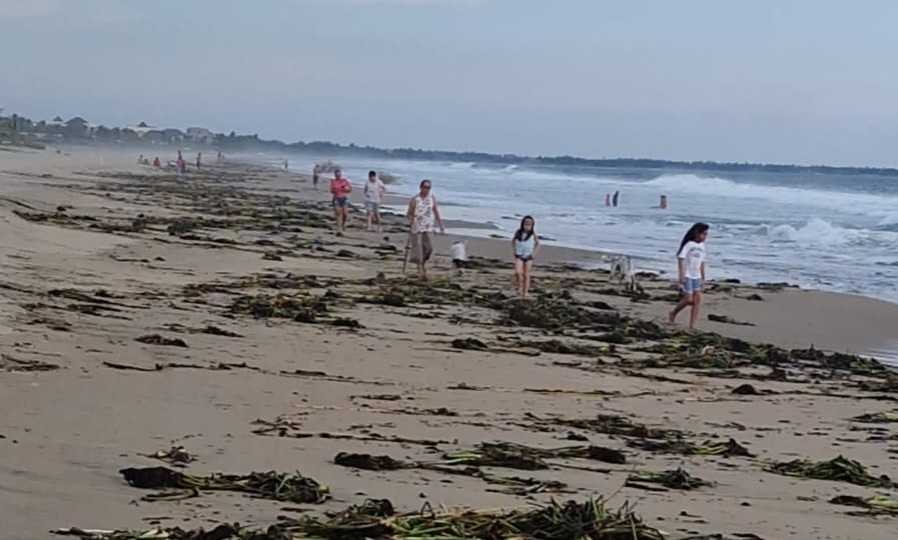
[119,466,329,503]
[626,468,712,491]
[55,497,672,539]
[765,455,892,488]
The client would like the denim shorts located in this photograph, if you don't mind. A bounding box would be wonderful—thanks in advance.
[681,278,703,294]
[365,201,380,213]
[332,197,348,208]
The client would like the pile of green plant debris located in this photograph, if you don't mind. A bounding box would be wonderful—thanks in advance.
[626,468,712,491]
[850,411,898,423]
[552,414,687,440]
[627,437,753,458]
[830,494,898,516]
[443,442,627,468]
[55,497,669,540]
[230,293,330,322]
[119,466,329,503]
[765,456,892,488]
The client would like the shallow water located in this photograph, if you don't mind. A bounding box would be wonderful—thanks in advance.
[275,155,898,304]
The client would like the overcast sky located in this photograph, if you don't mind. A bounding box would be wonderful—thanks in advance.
[2,0,897,166]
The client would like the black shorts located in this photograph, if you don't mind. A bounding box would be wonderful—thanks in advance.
[452,259,466,269]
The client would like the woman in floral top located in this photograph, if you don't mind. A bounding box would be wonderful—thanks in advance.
[406,179,445,280]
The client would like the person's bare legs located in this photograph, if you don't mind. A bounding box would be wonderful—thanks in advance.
[418,263,428,281]
[668,293,693,324]
[334,206,341,233]
[688,291,702,329]
[514,259,525,298]
[366,210,373,232]
[522,260,533,298]
[375,212,382,233]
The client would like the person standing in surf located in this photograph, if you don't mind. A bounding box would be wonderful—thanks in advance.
[406,179,445,280]
[330,168,352,235]
[669,223,709,329]
[512,215,540,299]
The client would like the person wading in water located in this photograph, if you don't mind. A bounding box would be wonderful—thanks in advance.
[406,179,445,280]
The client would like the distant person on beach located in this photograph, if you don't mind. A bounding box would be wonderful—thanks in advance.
[329,168,352,235]
[512,215,540,299]
[364,170,386,232]
[660,195,668,210]
[604,194,611,207]
[406,179,445,280]
[284,159,289,171]
[176,151,185,175]
[196,153,202,170]
[669,222,709,329]
[612,191,619,207]
[217,151,223,164]
[312,165,321,189]
[153,156,161,168]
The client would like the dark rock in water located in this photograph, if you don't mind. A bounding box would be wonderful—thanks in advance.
[720,278,742,284]
[336,249,356,258]
[732,384,761,396]
[334,452,406,471]
[136,334,188,348]
[452,337,488,351]
[746,293,765,301]
[565,432,589,442]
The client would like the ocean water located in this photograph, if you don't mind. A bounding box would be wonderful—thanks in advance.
[276,155,898,304]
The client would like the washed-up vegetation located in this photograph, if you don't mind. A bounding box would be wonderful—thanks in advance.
[830,494,898,516]
[119,466,329,503]
[626,467,712,491]
[55,497,670,540]
[765,456,892,488]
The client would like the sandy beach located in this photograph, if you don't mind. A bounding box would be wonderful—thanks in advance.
[3,146,898,540]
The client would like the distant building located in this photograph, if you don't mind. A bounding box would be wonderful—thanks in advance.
[186,127,214,144]
[65,117,96,138]
[160,128,185,143]
[123,123,157,138]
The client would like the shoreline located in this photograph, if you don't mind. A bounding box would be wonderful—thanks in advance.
[205,157,898,362]
[3,146,898,539]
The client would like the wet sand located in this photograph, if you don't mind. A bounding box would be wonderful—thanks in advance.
[2,147,898,540]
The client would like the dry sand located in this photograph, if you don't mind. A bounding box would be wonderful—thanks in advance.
[1,146,898,540]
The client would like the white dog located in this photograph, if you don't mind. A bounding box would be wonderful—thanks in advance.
[609,255,638,292]
[450,240,467,277]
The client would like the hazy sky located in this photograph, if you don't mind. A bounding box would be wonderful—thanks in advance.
[2,0,897,166]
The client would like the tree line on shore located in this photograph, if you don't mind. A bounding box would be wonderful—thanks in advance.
[3,110,898,177]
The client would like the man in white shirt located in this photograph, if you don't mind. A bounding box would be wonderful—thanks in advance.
[364,170,387,232]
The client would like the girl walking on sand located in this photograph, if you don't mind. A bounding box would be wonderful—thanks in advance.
[512,215,540,299]
[669,222,709,329]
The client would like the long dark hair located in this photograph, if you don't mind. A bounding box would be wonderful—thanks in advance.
[515,215,536,242]
[679,222,709,253]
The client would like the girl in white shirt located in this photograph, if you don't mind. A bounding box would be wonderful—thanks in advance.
[668,222,709,329]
